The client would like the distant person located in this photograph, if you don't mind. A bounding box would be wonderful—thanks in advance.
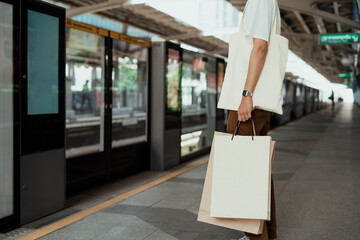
[226,0,280,239]
[81,80,92,111]
[331,90,335,110]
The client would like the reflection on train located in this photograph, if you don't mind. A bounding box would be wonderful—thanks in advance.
[65,27,105,159]
[111,39,148,149]
[65,28,148,159]
[180,51,216,157]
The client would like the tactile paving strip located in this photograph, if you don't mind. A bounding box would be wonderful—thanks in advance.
[0,227,33,240]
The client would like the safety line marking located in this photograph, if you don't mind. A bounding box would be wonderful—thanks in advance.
[17,158,209,240]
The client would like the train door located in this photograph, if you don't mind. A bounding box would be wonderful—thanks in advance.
[163,42,182,168]
[150,41,182,170]
[65,21,151,192]
[65,20,108,194]
[108,32,150,179]
[180,51,216,159]
[0,0,19,231]
[20,0,65,224]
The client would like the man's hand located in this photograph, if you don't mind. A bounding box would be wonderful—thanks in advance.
[238,96,253,122]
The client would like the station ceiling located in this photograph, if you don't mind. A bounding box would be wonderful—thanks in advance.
[58,0,358,83]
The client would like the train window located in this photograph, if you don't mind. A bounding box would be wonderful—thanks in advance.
[181,50,216,156]
[166,48,181,111]
[314,90,319,102]
[296,84,304,103]
[306,87,311,101]
[289,82,295,105]
[111,40,148,148]
[0,1,14,219]
[27,10,59,115]
[282,82,287,104]
[65,28,105,158]
[296,85,301,99]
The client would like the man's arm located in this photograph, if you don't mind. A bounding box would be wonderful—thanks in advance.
[238,38,269,122]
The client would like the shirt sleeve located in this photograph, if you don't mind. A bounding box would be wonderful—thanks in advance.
[244,0,275,42]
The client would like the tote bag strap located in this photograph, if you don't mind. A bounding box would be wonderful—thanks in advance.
[239,0,280,36]
[231,119,257,141]
[238,1,250,33]
[270,0,280,36]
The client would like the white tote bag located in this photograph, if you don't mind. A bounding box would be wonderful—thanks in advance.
[210,120,272,220]
[217,0,289,115]
[197,132,265,234]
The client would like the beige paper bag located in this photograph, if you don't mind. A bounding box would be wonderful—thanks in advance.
[210,132,272,220]
[197,132,276,234]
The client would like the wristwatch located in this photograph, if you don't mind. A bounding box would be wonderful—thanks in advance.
[242,90,253,97]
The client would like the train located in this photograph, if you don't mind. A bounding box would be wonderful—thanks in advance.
[270,73,330,126]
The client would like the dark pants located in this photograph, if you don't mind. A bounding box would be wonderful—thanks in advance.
[226,109,277,240]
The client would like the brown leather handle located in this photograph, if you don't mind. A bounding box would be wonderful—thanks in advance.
[231,119,256,141]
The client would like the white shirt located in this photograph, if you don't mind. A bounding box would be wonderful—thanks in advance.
[243,0,281,42]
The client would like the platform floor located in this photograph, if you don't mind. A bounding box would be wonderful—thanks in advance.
[1,103,359,240]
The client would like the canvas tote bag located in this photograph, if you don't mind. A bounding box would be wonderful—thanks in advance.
[210,120,273,220]
[197,131,276,234]
[217,0,289,115]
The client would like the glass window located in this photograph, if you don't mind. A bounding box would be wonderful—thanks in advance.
[65,28,105,158]
[306,87,311,101]
[314,89,319,102]
[296,84,304,103]
[181,50,216,156]
[111,40,148,148]
[289,82,295,105]
[27,10,59,115]
[166,48,181,111]
[282,81,288,104]
[0,1,14,219]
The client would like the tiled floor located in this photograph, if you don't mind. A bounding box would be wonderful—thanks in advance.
[2,103,359,240]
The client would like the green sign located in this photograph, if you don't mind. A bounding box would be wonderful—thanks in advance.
[343,81,353,87]
[319,33,360,45]
[338,73,354,78]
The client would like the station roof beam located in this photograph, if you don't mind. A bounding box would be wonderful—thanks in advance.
[66,0,142,18]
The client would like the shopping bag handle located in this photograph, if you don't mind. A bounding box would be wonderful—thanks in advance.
[231,119,256,141]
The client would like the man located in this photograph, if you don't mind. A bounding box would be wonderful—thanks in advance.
[81,80,92,112]
[228,0,281,239]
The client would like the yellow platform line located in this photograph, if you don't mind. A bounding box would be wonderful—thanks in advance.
[18,158,209,240]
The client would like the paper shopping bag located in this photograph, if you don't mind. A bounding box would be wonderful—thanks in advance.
[197,132,276,234]
[210,131,273,220]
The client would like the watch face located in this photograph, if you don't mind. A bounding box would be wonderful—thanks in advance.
[243,90,252,96]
